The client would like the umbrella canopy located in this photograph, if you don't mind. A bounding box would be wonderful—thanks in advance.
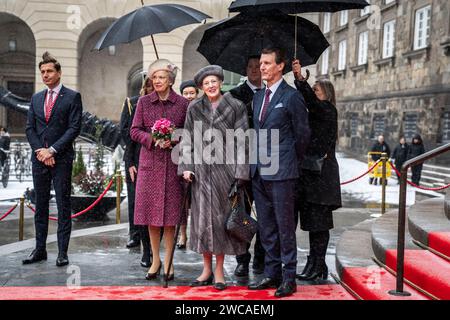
[229,0,369,13]
[93,3,211,58]
[197,11,329,75]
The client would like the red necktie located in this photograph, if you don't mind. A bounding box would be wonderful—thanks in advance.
[260,88,272,123]
[45,90,54,123]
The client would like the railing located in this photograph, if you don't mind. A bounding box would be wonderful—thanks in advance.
[389,142,450,296]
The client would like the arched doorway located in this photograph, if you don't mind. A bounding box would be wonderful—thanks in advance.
[0,12,36,135]
[78,18,143,122]
[182,23,243,91]
[182,23,214,82]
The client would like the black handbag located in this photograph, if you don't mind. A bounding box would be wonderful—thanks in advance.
[301,154,327,174]
[225,188,258,243]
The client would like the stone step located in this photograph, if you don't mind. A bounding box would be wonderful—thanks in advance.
[407,198,450,258]
[335,219,428,300]
[371,209,450,299]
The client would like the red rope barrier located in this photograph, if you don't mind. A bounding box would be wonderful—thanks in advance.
[27,178,116,221]
[388,162,450,191]
[340,160,381,185]
[0,203,18,222]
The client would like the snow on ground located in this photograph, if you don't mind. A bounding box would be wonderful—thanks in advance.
[0,181,33,204]
[337,152,421,206]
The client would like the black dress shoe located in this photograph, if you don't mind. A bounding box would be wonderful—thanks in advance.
[126,239,140,248]
[248,277,281,290]
[190,274,214,287]
[22,249,47,265]
[252,262,265,275]
[56,254,69,267]
[140,259,151,268]
[234,263,249,277]
[274,281,297,298]
[214,282,227,290]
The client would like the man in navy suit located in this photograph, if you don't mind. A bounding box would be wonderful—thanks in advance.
[23,52,82,267]
[248,47,310,297]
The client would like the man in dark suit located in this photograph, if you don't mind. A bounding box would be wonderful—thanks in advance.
[23,52,82,267]
[229,56,265,277]
[248,47,310,297]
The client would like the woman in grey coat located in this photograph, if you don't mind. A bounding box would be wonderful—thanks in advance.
[178,65,249,290]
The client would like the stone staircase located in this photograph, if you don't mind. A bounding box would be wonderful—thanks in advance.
[335,188,450,300]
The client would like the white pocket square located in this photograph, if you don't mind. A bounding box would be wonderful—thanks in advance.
[274,103,284,109]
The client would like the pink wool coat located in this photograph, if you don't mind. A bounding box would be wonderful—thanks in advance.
[130,90,188,227]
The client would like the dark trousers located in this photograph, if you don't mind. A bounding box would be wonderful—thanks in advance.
[252,171,297,282]
[126,180,141,242]
[236,182,265,265]
[394,161,405,180]
[126,178,151,255]
[411,164,423,185]
[32,158,72,254]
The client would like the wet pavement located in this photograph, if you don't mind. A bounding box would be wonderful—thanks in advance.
[0,195,377,288]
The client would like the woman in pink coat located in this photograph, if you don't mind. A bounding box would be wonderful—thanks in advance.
[130,59,189,281]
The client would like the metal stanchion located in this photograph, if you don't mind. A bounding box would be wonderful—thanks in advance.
[19,196,24,241]
[115,170,122,224]
[381,152,387,215]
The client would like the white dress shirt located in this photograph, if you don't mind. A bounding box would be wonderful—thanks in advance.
[45,83,62,154]
[259,77,283,121]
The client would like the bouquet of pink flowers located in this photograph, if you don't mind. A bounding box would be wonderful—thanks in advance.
[151,118,175,149]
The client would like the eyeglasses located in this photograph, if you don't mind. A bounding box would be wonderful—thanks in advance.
[202,79,219,87]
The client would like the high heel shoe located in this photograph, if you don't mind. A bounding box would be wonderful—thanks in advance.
[145,261,162,280]
[190,274,214,287]
[303,257,328,281]
[163,273,175,281]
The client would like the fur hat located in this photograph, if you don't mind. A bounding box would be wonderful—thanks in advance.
[148,59,178,83]
[179,80,197,93]
[194,65,224,88]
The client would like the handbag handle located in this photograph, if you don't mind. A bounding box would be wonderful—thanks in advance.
[230,187,257,218]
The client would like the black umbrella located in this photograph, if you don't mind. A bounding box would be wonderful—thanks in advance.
[93,2,211,59]
[228,0,369,13]
[197,11,329,75]
[228,0,368,59]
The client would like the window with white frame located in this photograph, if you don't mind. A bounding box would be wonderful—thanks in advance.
[385,0,395,4]
[358,31,369,65]
[338,40,347,71]
[361,0,371,16]
[323,12,331,33]
[321,48,329,75]
[340,10,348,26]
[383,20,396,58]
[413,5,431,50]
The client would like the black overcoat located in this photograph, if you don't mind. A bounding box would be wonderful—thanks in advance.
[294,80,342,210]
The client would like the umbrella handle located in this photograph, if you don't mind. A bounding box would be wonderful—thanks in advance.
[294,15,298,60]
[151,35,160,60]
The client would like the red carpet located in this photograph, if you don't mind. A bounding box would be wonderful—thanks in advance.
[341,267,428,300]
[0,285,354,300]
[385,249,450,300]
[428,232,450,258]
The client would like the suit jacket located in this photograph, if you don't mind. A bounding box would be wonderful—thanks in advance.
[251,79,310,181]
[26,85,83,163]
[229,81,257,129]
[119,96,141,169]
